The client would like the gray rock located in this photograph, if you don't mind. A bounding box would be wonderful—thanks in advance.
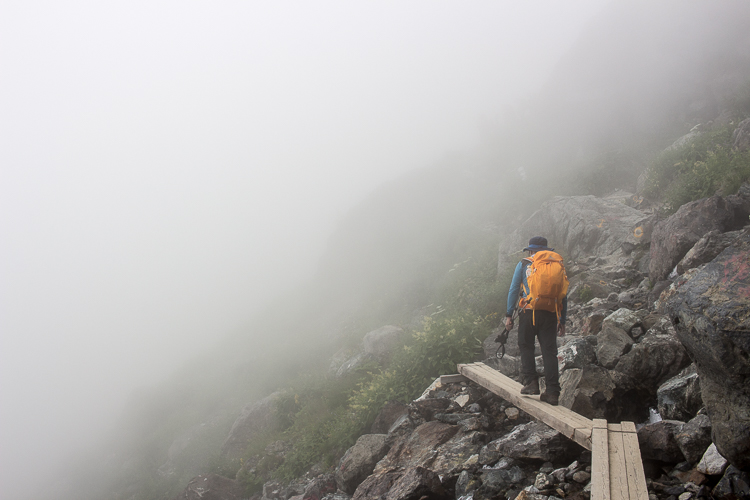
[371,401,409,434]
[220,392,282,460]
[732,117,750,151]
[559,365,616,419]
[697,443,728,476]
[430,430,485,475]
[336,434,390,494]
[558,337,597,371]
[657,365,703,421]
[674,414,712,465]
[649,194,749,281]
[172,474,242,500]
[675,228,746,275]
[613,333,691,392]
[383,466,447,500]
[374,421,458,475]
[602,308,647,335]
[302,474,337,500]
[455,470,481,498]
[637,420,686,463]
[498,195,653,269]
[662,229,750,469]
[712,466,750,500]
[336,352,374,378]
[363,325,405,358]
[351,471,402,500]
[596,325,634,369]
[482,421,581,463]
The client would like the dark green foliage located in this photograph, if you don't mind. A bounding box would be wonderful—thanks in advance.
[643,125,750,211]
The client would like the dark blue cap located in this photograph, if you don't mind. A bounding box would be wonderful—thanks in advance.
[523,236,553,252]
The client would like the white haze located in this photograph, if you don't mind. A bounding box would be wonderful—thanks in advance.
[0,1,608,498]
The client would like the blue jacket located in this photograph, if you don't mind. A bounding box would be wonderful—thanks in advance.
[506,259,567,323]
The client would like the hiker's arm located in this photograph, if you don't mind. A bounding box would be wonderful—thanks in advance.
[506,261,524,324]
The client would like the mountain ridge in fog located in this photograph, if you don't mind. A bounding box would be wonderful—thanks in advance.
[36,2,750,499]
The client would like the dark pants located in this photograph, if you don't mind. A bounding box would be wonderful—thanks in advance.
[518,309,560,395]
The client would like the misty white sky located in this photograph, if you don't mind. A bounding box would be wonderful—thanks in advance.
[0,1,608,497]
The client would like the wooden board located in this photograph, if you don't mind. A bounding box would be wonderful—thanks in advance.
[591,419,610,500]
[620,422,649,500]
[458,362,593,450]
[439,374,468,384]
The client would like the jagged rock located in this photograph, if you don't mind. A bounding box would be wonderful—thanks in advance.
[363,325,405,359]
[662,230,750,469]
[171,474,242,500]
[482,421,581,463]
[559,365,616,419]
[410,398,452,422]
[351,471,402,500]
[335,434,390,494]
[301,474,337,500]
[613,334,690,391]
[321,493,351,500]
[484,353,521,379]
[221,392,282,460]
[498,195,653,268]
[674,228,746,275]
[558,337,597,371]
[645,315,676,336]
[336,352,373,378]
[595,325,634,369]
[381,466,447,500]
[732,117,750,150]
[478,467,526,498]
[384,414,415,448]
[657,365,703,421]
[579,310,607,336]
[430,430,485,475]
[637,420,685,463]
[374,421,459,474]
[697,443,728,476]
[674,414,712,465]
[371,401,409,434]
[602,308,647,335]
[712,466,750,500]
[455,470,481,498]
[649,194,749,281]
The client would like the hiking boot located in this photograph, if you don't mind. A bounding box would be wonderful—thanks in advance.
[520,378,540,395]
[540,392,559,405]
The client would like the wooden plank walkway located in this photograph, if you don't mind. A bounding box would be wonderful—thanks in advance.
[457,362,648,500]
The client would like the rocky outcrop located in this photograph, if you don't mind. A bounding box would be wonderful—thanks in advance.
[649,192,749,281]
[662,228,750,469]
[498,193,653,268]
[172,474,242,500]
[336,434,390,494]
[363,326,405,359]
[220,391,282,460]
[733,117,750,150]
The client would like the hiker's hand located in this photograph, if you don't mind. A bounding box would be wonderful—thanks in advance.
[557,323,565,337]
[505,316,513,331]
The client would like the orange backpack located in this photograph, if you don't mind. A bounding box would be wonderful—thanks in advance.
[519,250,569,324]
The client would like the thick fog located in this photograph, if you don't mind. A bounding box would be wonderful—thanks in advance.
[0,2,609,498]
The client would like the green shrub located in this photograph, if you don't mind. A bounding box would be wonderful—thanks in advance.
[643,125,750,211]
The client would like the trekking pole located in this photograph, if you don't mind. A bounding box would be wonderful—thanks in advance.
[495,309,519,359]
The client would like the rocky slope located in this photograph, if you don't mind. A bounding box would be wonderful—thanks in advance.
[171,180,750,500]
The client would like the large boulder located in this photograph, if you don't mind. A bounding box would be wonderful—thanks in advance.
[171,474,242,500]
[595,325,634,369]
[613,333,691,392]
[220,392,282,459]
[363,325,405,359]
[656,364,703,421]
[649,192,749,281]
[674,228,747,275]
[662,231,750,469]
[336,434,390,494]
[374,421,458,474]
[559,365,616,419]
[382,466,448,500]
[637,420,685,463]
[498,194,653,269]
[674,414,712,465]
[481,421,581,463]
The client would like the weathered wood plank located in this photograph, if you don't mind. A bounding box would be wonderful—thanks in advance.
[608,423,629,500]
[439,374,468,384]
[591,419,610,500]
[621,422,649,500]
[458,362,593,450]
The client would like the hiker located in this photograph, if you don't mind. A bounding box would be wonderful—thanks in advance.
[505,236,568,406]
